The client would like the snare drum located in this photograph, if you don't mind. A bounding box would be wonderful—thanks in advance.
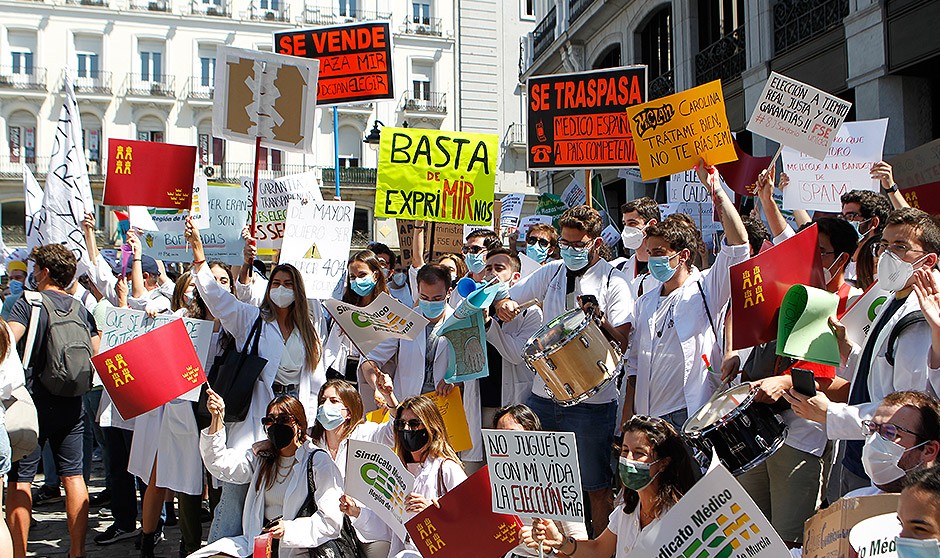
[682,384,787,475]
[522,309,621,406]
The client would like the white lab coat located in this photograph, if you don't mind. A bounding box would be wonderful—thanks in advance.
[627,242,750,417]
[128,398,202,494]
[189,428,343,558]
[485,306,543,406]
[388,457,467,558]
[614,253,661,300]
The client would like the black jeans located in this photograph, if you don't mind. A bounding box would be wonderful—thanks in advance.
[103,427,137,531]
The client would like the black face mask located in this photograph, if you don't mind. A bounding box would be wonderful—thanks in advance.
[266,423,295,450]
[400,429,430,453]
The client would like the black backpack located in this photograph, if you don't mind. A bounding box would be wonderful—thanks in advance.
[22,291,94,397]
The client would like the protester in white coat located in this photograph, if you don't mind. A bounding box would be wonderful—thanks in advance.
[0,318,26,557]
[191,391,343,558]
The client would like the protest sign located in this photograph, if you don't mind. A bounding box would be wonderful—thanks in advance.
[92,320,207,420]
[275,21,394,106]
[241,171,324,248]
[601,225,620,246]
[405,467,523,558]
[849,513,901,558]
[803,494,899,558]
[365,388,472,453]
[482,429,583,522]
[526,66,647,169]
[100,307,214,370]
[323,292,429,355]
[776,285,841,366]
[627,79,737,181]
[499,193,525,230]
[141,183,248,264]
[619,167,656,183]
[252,533,273,558]
[395,220,464,266]
[346,439,415,540]
[890,138,940,214]
[731,224,825,349]
[376,128,498,226]
[782,119,888,212]
[841,282,890,346]
[629,462,788,558]
[103,139,197,209]
[666,169,733,204]
[463,198,500,240]
[561,175,586,208]
[517,214,552,245]
[130,175,210,233]
[279,199,355,300]
[439,281,503,384]
[659,203,721,235]
[747,71,852,161]
[213,46,319,153]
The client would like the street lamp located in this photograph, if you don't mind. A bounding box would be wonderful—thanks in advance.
[363,120,384,150]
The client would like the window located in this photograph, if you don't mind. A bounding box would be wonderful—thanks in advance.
[411,61,432,101]
[338,0,355,16]
[82,113,102,163]
[7,111,36,164]
[74,35,103,80]
[338,126,361,168]
[139,40,165,82]
[77,54,99,78]
[11,52,33,75]
[521,0,534,19]
[640,7,673,78]
[698,0,745,46]
[197,122,224,166]
[260,0,279,9]
[137,115,165,142]
[412,2,431,24]
[593,45,621,69]
[8,31,36,76]
[1,202,26,242]
[256,148,282,171]
[199,58,214,87]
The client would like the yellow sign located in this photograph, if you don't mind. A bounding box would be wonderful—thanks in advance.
[375,127,498,226]
[365,388,473,453]
[626,79,737,181]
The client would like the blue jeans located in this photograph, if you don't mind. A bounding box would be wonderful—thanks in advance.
[660,408,689,432]
[208,481,249,543]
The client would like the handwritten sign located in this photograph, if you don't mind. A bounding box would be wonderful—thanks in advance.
[376,128,497,226]
[101,307,214,369]
[782,119,888,212]
[526,66,647,169]
[240,171,324,249]
[345,439,415,540]
[323,292,429,355]
[481,429,583,522]
[279,199,355,300]
[395,220,463,266]
[275,22,394,106]
[627,79,736,181]
[890,138,940,214]
[499,193,525,230]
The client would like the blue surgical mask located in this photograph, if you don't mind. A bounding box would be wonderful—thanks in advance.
[465,252,486,274]
[896,537,940,558]
[7,280,23,295]
[350,275,376,297]
[526,243,549,263]
[648,253,680,283]
[560,246,591,271]
[316,402,347,431]
[391,272,407,287]
[419,299,446,319]
[849,218,871,240]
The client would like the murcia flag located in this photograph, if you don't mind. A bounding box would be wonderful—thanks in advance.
[103,139,197,209]
[92,319,206,420]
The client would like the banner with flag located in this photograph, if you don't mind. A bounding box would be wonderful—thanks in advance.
[715,139,773,196]
[92,319,207,420]
[23,164,43,254]
[103,139,197,209]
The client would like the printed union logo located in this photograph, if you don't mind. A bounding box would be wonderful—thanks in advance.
[868,296,888,322]
[361,462,406,513]
[351,312,373,328]
[632,104,675,138]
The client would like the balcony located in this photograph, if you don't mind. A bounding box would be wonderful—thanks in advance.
[124,73,176,100]
[569,0,595,25]
[67,71,112,95]
[191,0,230,17]
[401,17,443,37]
[302,7,391,25]
[65,0,109,6]
[648,69,675,100]
[532,6,556,62]
[248,3,290,22]
[129,0,171,12]
[185,76,213,104]
[0,156,105,180]
[399,91,447,114]
[503,123,526,150]
[773,0,849,56]
[694,25,746,85]
[322,167,376,186]
[0,68,47,93]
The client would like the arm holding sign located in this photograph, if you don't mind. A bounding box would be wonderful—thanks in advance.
[200,389,254,484]
[754,168,792,239]
[412,221,427,269]
[871,161,910,209]
[82,212,121,305]
[128,230,146,300]
[527,518,617,558]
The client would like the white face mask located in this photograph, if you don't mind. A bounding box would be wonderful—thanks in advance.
[877,251,928,292]
[823,254,844,285]
[269,285,296,308]
[862,433,927,486]
[620,226,644,251]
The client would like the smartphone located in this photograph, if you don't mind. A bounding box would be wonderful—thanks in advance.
[791,367,817,397]
[263,515,282,530]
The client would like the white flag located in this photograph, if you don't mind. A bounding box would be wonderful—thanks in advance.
[39,72,94,264]
[23,163,44,254]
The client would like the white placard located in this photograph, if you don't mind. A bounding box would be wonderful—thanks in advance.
[849,513,900,558]
[499,193,525,230]
[517,215,553,244]
[666,170,734,204]
[345,439,415,541]
[601,224,620,247]
[561,175,586,208]
[841,281,891,346]
[240,171,324,249]
[279,199,355,299]
[322,292,429,355]
[659,203,722,234]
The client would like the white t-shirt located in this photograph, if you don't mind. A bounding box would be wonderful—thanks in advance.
[642,292,687,416]
[608,503,660,558]
[263,454,298,521]
[275,328,305,385]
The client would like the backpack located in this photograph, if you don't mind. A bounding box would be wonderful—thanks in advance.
[22,291,94,397]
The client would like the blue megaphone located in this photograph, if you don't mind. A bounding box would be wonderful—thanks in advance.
[456,276,479,298]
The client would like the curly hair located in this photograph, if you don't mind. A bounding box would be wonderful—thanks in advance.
[620,415,697,516]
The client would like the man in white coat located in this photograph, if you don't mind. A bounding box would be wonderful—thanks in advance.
[612,197,661,299]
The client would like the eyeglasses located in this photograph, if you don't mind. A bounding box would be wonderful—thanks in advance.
[526,237,551,248]
[462,245,487,255]
[558,240,591,249]
[394,418,424,431]
[840,212,868,222]
[870,242,929,258]
[261,414,295,427]
[862,419,923,442]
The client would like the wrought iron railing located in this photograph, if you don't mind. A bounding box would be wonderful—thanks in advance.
[402,17,443,36]
[322,167,377,186]
[191,0,230,17]
[0,156,105,179]
[399,91,447,113]
[648,69,675,100]
[65,0,108,6]
[129,0,170,11]
[569,0,595,25]
[503,123,527,146]
[532,6,556,61]
[694,25,746,85]
[248,3,290,22]
[186,76,214,100]
[0,67,47,91]
[68,70,112,95]
[124,73,176,97]
[773,0,849,55]
[302,7,391,25]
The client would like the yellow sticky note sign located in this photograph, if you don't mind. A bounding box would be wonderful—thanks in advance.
[627,79,737,181]
[365,389,472,453]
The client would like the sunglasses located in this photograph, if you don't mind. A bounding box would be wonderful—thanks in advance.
[862,420,923,442]
[526,237,550,248]
[261,414,295,427]
[394,418,424,431]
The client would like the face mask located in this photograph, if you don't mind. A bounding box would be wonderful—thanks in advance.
[465,252,486,274]
[648,253,681,283]
[618,456,660,492]
[392,272,407,287]
[621,226,645,251]
[849,219,871,240]
[560,245,591,271]
[183,290,194,305]
[266,422,296,450]
[451,272,458,283]
[316,402,347,431]
[400,429,430,453]
[896,537,940,558]
[8,280,23,296]
[877,251,927,292]
[862,433,928,486]
[269,286,296,308]
[350,275,377,297]
[419,299,446,319]
[526,243,550,263]
[823,255,844,285]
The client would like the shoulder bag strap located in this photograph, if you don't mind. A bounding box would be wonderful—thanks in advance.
[886,312,927,366]
[696,281,718,338]
[246,314,264,356]
[21,292,43,370]
[297,447,324,517]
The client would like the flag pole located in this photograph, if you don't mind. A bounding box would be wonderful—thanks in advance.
[333,107,341,200]
[247,135,261,277]
[584,169,592,208]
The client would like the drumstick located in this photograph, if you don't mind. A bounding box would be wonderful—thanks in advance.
[518,299,540,311]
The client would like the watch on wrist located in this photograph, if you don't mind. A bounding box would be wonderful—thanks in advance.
[885,183,899,193]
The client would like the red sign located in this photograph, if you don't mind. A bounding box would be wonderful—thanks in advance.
[275,22,394,106]
[92,319,206,420]
[730,224,826,349]
[103,139,197,209]
[901,181,940,215]
[405,466,523,558]
[715,139,773,196]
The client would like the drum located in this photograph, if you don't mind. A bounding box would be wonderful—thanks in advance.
[682,384,787,475]
[522,309,621,406]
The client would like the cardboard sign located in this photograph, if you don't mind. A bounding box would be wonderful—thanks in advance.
[375,128,498,226]
[782,119,888,212]
[213,46,319,153]
[776,285,841,366]
[405,467,523,558]
[274,22,394,106]
[279,199,355,300]
[101,307,214,369]
[92,320,207,420]
[345,439,415,540]
[499,193,525,230]
[364,388,473,453]
[481,429,583,522]
[142,184,249,264]
[803,494,900,558]
[850,513,901,558]
[323,292,429,355]
[103,139,197,209]
[630,463,789,558]
[731,224,825,349]
[747,71,852,161]
[240,171,324,249]
[526,66,647,170]
[627,79,737,181]
[252,533,273,558]
[841,282,891,346]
